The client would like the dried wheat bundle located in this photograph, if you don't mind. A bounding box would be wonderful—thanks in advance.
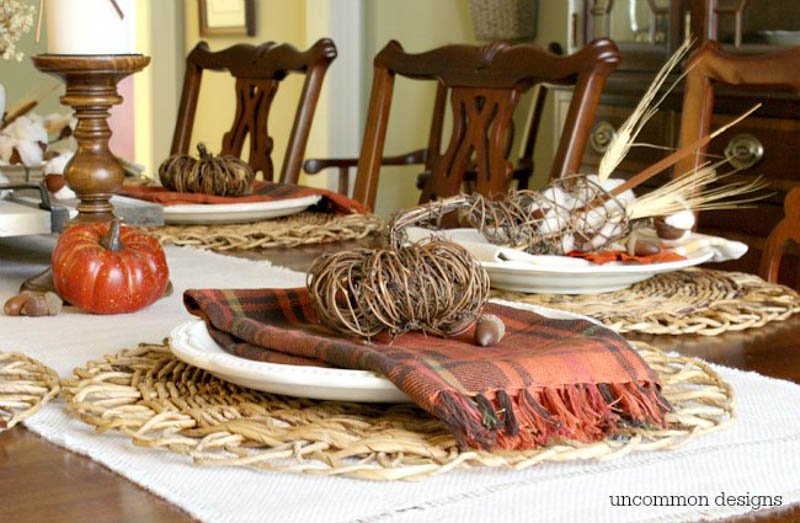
[598,38,692,184]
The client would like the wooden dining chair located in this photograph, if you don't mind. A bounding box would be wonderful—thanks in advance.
[760,188,800,285]
[675,41,800,285]
[303,42,566,197]
[305,39,618,210]
[170,39,337,185]
[676,41,800,177]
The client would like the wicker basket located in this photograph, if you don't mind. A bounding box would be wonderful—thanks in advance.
[468,0,537,41]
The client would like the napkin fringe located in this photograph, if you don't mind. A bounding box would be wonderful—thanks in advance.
[434,381,670,450]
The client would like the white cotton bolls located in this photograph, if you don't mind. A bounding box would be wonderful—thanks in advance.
[559,233,575,253]
[665,209,695,230]
[13,140,44,166]
[53,184,76,200]
[4,115,48,145]
[0,115,50,167]
[44,113,74,134]
[600,177,635,204]
[44,152,73,176]
[12,140,44,166]
[0,136,16,163]
[540,185,575,210]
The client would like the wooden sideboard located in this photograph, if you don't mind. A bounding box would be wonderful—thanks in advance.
[557,1,800,288]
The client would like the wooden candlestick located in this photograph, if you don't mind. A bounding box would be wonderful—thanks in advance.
[20,54,149,294]
[31,54,150,223]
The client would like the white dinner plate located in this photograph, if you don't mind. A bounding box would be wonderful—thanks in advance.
[163,194,322,224]
[407,227,728,294]
[169,302,594,403]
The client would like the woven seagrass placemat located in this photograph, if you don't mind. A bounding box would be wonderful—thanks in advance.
[492,268,800,336]
[1,352,60,431]
[63,340,734,480]
[148,212,384,252]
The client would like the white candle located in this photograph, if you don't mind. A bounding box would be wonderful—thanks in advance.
[46,0,136,55]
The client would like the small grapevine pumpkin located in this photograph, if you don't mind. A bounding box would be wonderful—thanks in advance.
[158,142,255,196]
[52,220,169,314]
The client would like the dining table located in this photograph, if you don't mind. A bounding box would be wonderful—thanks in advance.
[2,235,800,523]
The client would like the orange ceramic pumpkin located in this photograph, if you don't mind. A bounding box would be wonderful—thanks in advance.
[52,220,169,314]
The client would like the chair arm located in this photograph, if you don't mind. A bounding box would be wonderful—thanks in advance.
[303,148,428,174]
[302,157,360,174]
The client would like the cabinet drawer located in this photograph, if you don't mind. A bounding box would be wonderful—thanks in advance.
[707,114,800,183]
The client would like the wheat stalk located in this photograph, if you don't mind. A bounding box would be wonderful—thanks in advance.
[597,38,693,183]
[624,166,769,220]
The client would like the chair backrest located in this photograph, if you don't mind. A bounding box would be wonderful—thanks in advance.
[353,39,621,210]
[674,41,800,285]
[760,188,800,285]
[171,39,337,184]
[676,41,800,178]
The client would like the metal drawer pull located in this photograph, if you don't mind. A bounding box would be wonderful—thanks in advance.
[590,121,616,154]
[724,133,764,170]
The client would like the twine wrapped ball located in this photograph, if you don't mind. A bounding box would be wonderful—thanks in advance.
[158,143,255,196]
[308,239,490,339]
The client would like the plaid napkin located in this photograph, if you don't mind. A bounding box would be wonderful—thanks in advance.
[184,288,670,450]
[119,180,369,215]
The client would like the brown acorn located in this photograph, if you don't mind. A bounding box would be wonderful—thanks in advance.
[44,292,63,315]
[21,295,50,316]
[44,174,66,193]
[653,216,686,240]
[4,295,29,316]
[628,237,661,257]
[474,314,506,347]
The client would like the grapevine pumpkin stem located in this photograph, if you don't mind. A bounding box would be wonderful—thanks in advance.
[196,142,212,160]
[100,219,125,252]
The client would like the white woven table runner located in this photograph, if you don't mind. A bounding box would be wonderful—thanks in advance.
[2,235,800,523]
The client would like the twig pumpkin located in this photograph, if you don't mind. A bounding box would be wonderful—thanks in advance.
[308,210,490,340]
[158,143,255,197]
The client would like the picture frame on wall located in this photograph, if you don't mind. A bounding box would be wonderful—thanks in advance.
[198,0,256,37]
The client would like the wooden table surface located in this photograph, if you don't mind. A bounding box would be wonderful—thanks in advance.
[2,238,800,522]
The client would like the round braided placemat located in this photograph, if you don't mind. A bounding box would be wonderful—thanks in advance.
[63,341,734,480]
[492,268,800,336]
[1,352,60,431]
[147,212,384,252]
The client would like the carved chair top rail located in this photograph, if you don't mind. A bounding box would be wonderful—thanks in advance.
[373,38,620,89]
[687,41,800,92]
[172,38,337,184]
[187,38,337,79]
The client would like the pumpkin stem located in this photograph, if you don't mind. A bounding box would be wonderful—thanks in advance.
[100,219,125,252]
[196,142,212,160]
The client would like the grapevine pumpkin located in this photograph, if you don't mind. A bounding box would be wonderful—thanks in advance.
[52,220,169,314]
[158,142,255,196]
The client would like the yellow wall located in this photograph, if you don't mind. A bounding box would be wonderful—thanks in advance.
[183,0,308,182]
[365,0,477,215]
[365,0,568,217]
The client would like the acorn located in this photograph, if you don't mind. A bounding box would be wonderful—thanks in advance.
[44,292,63,315]
[653,216,686,240]
[627,237,661,257]
[44,174,66,193]
[4,295,29,316]
[21,295,50,316]
[474,314,506,347]
[6,291,63,316]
